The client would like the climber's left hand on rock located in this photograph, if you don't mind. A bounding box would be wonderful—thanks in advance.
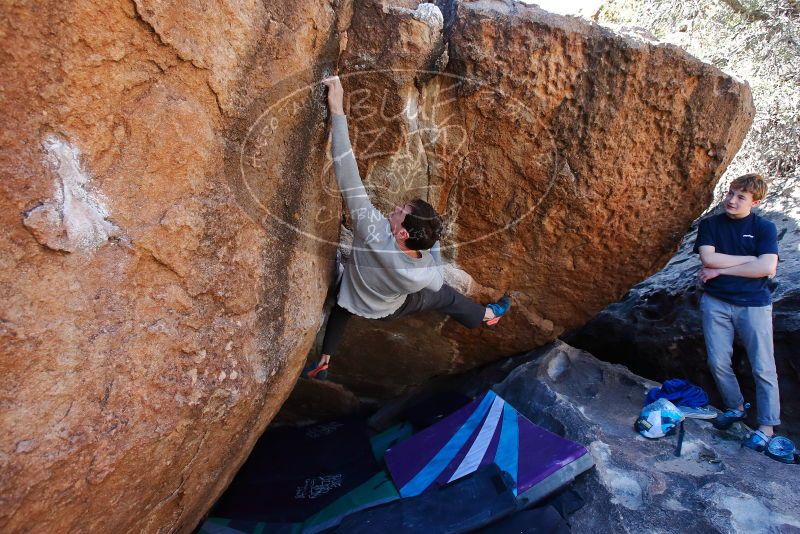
[322,76,344,116]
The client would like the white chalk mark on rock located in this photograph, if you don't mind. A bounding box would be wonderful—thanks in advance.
[411,3,444,31]
[23,135,119,252]
[590,441,645,510]
[702,483,800,533]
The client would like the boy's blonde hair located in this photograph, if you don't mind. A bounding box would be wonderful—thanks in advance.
[729,173,768,201]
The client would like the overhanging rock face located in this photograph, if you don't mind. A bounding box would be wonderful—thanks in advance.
[1,0,753,531]
[333,0,754,398]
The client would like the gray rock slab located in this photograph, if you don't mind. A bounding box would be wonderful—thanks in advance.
[493,341,800,533]
[369,340,800,533]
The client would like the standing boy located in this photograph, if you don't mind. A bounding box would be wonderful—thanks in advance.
[694,173,780,450]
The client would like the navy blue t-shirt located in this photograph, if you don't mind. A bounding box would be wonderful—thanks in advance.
[693,212,779,306]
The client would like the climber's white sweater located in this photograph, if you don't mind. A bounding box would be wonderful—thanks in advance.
[330,114,443,319]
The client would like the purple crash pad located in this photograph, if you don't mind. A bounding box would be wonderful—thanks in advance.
[385,390,593,505]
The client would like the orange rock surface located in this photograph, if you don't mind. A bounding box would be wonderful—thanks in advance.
[333,1,753,396]
[1,0,343,531]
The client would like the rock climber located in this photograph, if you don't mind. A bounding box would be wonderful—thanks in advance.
[303,75,511,380]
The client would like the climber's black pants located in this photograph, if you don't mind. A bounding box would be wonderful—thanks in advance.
[320,284,486,356]
[320,303,355,358]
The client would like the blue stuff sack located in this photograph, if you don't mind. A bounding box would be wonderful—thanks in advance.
[645,379,709,408]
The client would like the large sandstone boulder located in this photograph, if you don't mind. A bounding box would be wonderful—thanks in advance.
[568,175,800,437]
[1,0,344,531]
[330,0,753,398]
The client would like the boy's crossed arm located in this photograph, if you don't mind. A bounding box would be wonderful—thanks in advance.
[698,245,778,282]
[698,246,757,269]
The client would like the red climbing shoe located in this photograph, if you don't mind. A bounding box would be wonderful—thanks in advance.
[302,360,329,380]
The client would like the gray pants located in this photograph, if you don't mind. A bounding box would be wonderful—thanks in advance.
[701,293,780,426]
[385,284,485,327]
[321,285,485,356]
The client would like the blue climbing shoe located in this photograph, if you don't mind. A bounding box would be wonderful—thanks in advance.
[712,403,750,430]
[485,293,512,328]
[765,436,800,464]
[742,430,771,452]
